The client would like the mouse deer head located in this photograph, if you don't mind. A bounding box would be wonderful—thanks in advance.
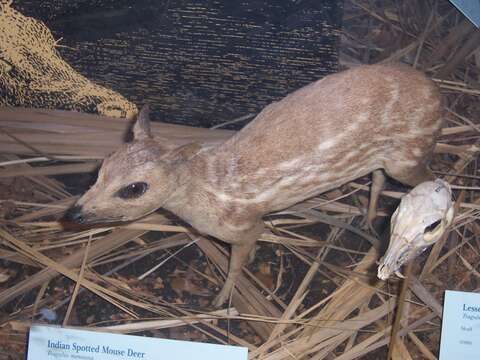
[64,105,201,225]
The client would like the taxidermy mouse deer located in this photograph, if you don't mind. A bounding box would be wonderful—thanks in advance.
[65,64,442,307]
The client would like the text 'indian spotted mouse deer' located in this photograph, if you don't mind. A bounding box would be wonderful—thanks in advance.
[65,64,443,306]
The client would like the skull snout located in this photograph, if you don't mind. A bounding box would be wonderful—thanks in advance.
[63,205,86,224]
[377,263,391,281]
[377,235,413,280]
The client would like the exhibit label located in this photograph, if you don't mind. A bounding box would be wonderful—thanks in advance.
[439,290,480,359]
[27,325,247,360]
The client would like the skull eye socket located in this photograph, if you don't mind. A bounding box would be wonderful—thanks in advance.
[116,182,148,199]
[424,220,441,234]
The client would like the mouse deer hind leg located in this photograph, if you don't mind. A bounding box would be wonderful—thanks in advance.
[367,169,386,234]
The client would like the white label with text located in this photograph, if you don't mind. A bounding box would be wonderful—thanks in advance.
[27,325,247,360]
[440,290,480,359]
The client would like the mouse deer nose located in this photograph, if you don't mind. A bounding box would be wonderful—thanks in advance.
[64,205,85,224]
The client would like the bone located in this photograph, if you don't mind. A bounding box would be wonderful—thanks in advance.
[378,179,454,280]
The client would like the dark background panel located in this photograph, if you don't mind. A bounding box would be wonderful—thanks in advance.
[16,0,342,127]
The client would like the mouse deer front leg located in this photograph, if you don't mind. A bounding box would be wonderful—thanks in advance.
[212,220,264,307]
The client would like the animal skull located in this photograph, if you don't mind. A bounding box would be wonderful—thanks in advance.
[377,179,454,280]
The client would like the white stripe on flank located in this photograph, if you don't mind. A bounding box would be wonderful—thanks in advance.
[382,82,400,126]
[317,138,338,152]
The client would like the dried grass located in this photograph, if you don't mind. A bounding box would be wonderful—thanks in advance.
[1,0,479,359]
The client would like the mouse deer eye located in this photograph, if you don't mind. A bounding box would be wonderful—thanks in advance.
[116,182,148,199]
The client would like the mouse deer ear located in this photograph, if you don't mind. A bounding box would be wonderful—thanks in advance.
[133,104,152,140]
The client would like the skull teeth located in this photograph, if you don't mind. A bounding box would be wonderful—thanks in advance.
[395,270,405,279]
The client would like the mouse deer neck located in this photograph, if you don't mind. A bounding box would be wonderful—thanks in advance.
[160,150,210,213]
